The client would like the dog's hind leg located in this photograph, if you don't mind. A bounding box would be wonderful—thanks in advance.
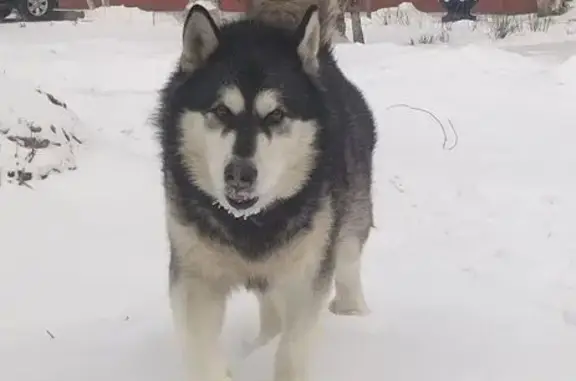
[170,276,231,381]
[329,237,371,316]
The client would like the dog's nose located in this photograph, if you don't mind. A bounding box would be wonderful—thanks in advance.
[224,158,257,190]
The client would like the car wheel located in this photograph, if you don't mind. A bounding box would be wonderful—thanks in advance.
[0,8,12,21]
[18,0,56,21]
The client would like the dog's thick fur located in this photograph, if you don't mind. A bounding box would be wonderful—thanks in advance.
[155,0,376,380]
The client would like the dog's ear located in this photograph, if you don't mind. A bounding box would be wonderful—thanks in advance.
[295,5,321,75]
[180,5,220,73]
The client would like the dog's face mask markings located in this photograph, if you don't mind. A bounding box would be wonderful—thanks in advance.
[179,88,318,219]
[213,86,245,118]
[177,6,323,219]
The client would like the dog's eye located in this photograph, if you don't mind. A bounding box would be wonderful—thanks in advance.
[264,109,285,125]
[212,105,232,119]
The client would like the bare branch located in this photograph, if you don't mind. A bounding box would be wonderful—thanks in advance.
[387,103,459,151]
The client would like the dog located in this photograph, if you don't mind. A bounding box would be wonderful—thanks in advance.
[154,0,376,379]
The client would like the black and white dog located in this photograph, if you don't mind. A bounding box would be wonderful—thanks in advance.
[155,0,376,379]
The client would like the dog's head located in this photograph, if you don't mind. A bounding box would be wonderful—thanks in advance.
[172,5,327,219]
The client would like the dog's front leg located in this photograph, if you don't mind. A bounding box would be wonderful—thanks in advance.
[170,275,230,381]
[271,278,330,381]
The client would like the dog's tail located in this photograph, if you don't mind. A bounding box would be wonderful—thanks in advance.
[247,0,341,45]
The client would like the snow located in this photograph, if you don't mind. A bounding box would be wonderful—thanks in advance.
[186,0,219,11]
[81,5,184,25]
[1,4,576,381]
[355,2,576,48]
[0,75,86,185]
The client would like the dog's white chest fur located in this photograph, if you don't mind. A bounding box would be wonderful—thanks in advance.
[166,197,333,288]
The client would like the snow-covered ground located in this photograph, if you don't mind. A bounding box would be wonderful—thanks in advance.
[357,3,576,47]
[1,5,576,381]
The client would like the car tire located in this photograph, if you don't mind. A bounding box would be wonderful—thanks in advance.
[17,0,56,21]
[0,8,12,21]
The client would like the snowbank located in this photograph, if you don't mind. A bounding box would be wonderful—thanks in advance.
[368,2,437,28]
[185,0,218,11]
[0,75,85,186]
[80,4,222,26]
[556,54,576,84]
[184,0,223,24]
[81,5,183,26]
[358,1,576,46]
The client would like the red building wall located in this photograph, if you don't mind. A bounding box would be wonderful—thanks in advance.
[400,0,538,14]
[58,0,538,15]
[58,0,188,11]
[219,0,538,14]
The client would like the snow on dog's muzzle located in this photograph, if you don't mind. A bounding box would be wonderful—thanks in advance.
[224,157,258,210]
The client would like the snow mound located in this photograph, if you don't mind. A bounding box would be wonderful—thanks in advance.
[0,75,85,186]
[371,2,436,27]
[185,0,218,11]
[360,2,575,46]
[361,2,448,44]
[183,1,221,24]
[556,54,576,85]
[81,5,182,26]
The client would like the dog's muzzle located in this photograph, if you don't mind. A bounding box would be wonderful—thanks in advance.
[224,157,258,210]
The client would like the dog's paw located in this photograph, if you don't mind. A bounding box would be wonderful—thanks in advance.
[210,369,233,381]
[185,365,232,381]
[329,298,371,316]
[241,336,271,358]
[240,335,272,358]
